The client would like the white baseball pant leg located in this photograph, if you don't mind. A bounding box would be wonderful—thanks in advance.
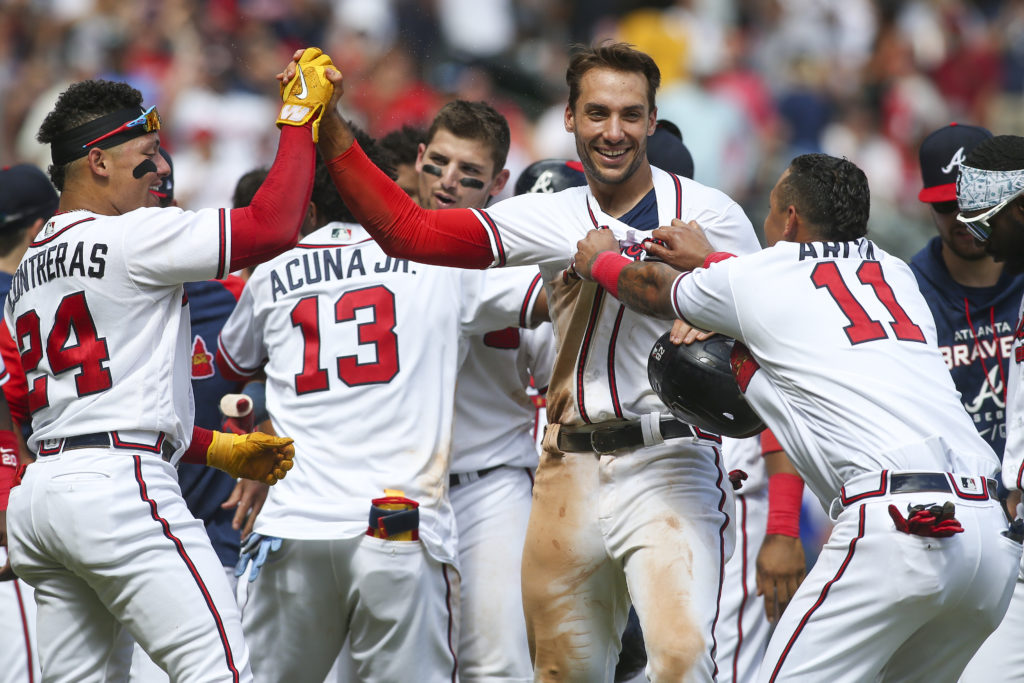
[959,560,1024,682]
[758,487,1019,682]
[716,487,773,683]
[242,535,460,683]
[524,426,734,683]
[0,546,39,683]
[450,466,534,683]
[8,451,251,683]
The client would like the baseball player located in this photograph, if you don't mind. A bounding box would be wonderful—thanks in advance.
[574,152,1021,680]
[2,49,334,681]
[215,132,546,682]
[310,42,761,680]
[0,164,54,683]
[715,430,806,683]
[909,123,1023,461]
[404,103,559,682]
[953,134,1024,681]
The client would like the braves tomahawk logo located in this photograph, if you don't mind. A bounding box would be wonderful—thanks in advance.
[191,335,215,379]
[942,146,966,175]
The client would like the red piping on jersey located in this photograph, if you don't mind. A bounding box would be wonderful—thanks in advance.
[963,300,1006,402]
[520,273,543,328]
[216,210,227,279]
[947,473,989,500]
[709,444,729,680]
[443,565,459,682]
[473,209,506,267]
[132,456,240,681]
[215,342,260,383]
[606,304,626,418]
[325,143,493,269]
[576,290,605,423]
[732,493,750,682]
[671,172,682,217]
[29,216,96,246]
[14,579,32,682]
[769,505,866,682]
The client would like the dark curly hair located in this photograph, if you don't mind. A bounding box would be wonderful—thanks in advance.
[964,135,1024,172]
[313,124,396,225]
[777,154,871,241]
[37,80,143,191]
[425,100,510,175]
[379,125,425,167]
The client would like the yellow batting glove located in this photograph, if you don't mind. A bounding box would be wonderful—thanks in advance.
[206,431,295,485]
[277,47,335,142]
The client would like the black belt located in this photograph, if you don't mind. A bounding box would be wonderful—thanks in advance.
[557,418,703,455]
[449,465,503,488]
[840,471,998,507]
[38,432,176,462]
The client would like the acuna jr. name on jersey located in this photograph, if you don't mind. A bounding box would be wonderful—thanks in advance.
[270,247,412,302]
[8,241,107,307]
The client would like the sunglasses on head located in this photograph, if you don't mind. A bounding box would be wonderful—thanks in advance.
[82,106,161,150]
[421,163,486,190]
[956,186,1024,242]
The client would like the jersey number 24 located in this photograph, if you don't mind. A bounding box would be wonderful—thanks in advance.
[16,291,112,413]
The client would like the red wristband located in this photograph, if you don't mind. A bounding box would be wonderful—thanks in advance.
[760,428,782,455]
[703,252,736,269]
[591,251,630,299]
[181,426,214,465]
[0,429,19,510]
[766,472,804,538]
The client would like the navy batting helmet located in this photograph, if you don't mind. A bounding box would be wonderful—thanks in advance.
[648,332,765,438]
[514,159,587,196]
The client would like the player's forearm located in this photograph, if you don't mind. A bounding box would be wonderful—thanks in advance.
[317,108,355,160]
[227,124,314,271]
[591,253,678,319]
[324,142,493,268]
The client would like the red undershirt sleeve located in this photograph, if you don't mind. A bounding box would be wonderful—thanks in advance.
[326,143,493,269]
[227,124,315,272]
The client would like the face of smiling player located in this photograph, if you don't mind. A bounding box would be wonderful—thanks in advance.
[101,132,170,213]
[565,67,656,191]
[415,129,508,210]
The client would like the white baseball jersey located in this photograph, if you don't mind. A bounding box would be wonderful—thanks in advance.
[473,166,760,424]
[450,267,554,474]
[672,237,1000,506]
[1002,303,1024,491]
[217,223,538,566]
[3,208,232,457]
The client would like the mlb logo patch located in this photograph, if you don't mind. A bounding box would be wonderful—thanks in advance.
[958,476,981,494]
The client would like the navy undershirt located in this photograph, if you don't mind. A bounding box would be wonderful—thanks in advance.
[617,188,659,232]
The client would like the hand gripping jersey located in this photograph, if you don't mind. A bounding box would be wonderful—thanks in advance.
[216,223,541,566]
[4,208,233,458]
[672,238,1000,504]
[476,167,760,424]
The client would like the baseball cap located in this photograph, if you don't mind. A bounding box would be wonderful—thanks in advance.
[150,148,174,207]
[0,164,59,233]
[514,159,587,196]
[918,122,993,203]
[647,119,694,180]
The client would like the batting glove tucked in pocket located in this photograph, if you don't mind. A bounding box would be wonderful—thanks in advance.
[235,533,283,583]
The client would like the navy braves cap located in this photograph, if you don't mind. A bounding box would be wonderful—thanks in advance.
[647,119,694,180]
[515,159,587,196]
[918,122,993,203]
[0,164,58,232]
[150,148,174,207]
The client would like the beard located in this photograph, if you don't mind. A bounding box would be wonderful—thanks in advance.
[574,134,647,187]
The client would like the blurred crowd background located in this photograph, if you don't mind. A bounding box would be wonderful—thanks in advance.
[2,0,1024,258]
